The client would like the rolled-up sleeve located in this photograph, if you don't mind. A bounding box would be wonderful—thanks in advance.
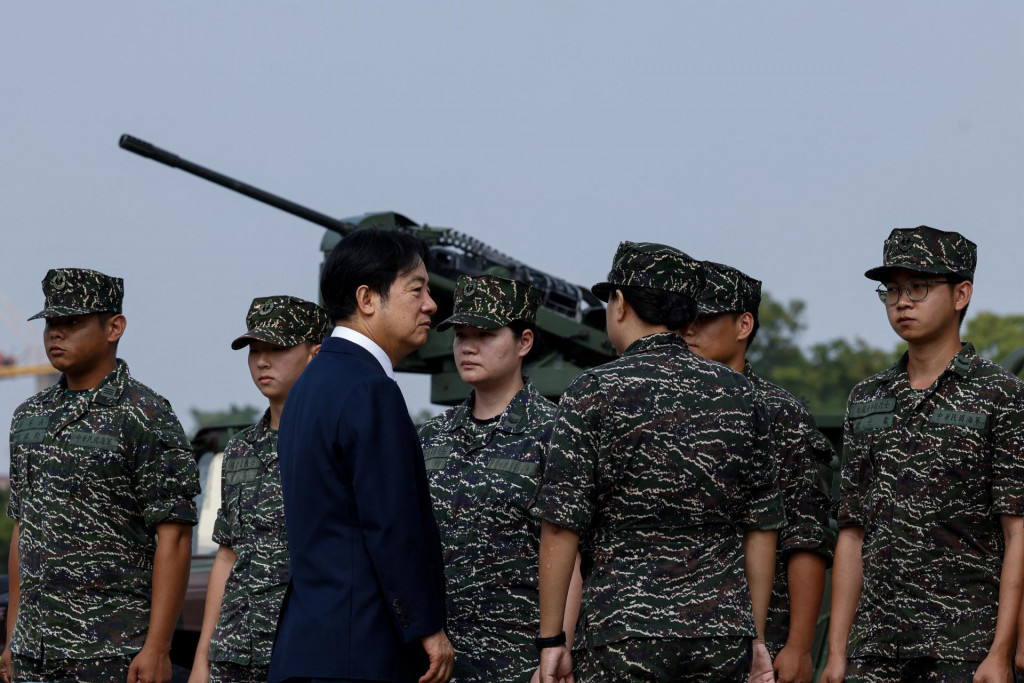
[734,401,785,531]
[133,407,200,530]
[991,388,1024,516]
[835,411,867,528]
[776,412,836,560]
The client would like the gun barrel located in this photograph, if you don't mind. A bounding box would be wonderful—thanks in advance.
[118,134,353,234]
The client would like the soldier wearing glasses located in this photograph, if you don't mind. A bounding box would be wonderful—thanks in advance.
[820,226,1024,683]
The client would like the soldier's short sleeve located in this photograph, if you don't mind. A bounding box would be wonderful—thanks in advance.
[212,455,234,548]
[775,409,836,560]
[990,382,1024,516]
[733,401,785,531]
[835,408,866,528]
[530,373,604,534]
[132,402,201,530]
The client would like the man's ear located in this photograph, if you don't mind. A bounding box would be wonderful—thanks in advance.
[106,314,126,344]
[308,343,322,361]
[736,312,755,343]
[355,284,377,317]
[953,280,973,313]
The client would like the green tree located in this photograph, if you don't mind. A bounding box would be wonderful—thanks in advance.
[964,311,1024,364]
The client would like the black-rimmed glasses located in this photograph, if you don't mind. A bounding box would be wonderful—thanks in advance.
[875,279,951,305]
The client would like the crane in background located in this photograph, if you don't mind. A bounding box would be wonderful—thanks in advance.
[0,295,57,391]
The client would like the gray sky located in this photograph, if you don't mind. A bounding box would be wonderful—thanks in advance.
[2,2,1022,472]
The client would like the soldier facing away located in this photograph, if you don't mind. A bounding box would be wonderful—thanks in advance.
[189,296,330,683]
[1,268,201,683]
[684,261,835,683]
[821,226,1024,683]
[418,275,582,682]
[532,241,783,682]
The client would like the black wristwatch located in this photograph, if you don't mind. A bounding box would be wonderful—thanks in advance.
[534,630,567,651]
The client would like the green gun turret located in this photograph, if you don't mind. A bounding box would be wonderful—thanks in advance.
[119,134,615,404]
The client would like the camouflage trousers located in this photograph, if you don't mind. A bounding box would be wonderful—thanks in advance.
[210,659,271,683]
[12,653,133,683]
[574,636,751,682]
[846,657,981,682]
[448,623,535,683]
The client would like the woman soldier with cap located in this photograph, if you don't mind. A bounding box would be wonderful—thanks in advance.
[189,296,331,683]
[418,274,582,683]
[531,242,783,682]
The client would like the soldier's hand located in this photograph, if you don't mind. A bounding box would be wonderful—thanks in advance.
[0,645,12,683]
[127,643,172,683]
[539,645,574,683]
[818,651,846,683]
[773,642,813,683]
[418,629,454,683]
[972,653,1012,683]
[748,639,773,683]
[186,656,210,683]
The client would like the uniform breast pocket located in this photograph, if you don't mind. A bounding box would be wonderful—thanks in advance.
[928,411,990,491]
[482,458,541,512]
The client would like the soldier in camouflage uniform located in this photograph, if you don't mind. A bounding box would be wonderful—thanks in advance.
[532,242,784,683]
[189,296,330,683]
[821,226,1024,683]
[1,268,200,683]
[684,261,835,683]
[418,275,579,682]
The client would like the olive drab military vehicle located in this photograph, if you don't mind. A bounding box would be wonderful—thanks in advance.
[119,135,617,405]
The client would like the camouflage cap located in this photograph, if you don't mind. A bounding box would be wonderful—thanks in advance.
[864,225,977,282]
[436,275,543,332]
[28,268,124,321]
[698,261,762,317]
[591,241,704,302]
[231,295,332,350]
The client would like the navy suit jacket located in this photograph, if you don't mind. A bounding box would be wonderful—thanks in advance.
[269,337,446,682]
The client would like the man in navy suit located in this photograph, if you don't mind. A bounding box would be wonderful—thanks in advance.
[269,228,453,683]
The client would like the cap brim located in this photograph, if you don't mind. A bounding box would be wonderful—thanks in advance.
[230,329,307,350]
[863,264,958,281]
[28,306,109,321]
[590,282,614,302]
[435,312,507,332]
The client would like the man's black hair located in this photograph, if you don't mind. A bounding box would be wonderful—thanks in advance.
[321,228,431,323]
[615,286,698,331]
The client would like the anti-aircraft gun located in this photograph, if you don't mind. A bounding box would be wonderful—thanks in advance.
[119,134,615,405]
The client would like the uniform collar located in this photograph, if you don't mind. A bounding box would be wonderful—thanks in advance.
[622,332,686,357]
[49,358,129,406]
[242,409,274,444]
[443,379,541,435]
[882,341,977,385]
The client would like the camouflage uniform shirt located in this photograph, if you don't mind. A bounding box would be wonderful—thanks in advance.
[837,343,1024,661]
[745,364,836,655]
[532,333,784,648]
[209,410,289,666]
[418,380,556,683]
[6,360,199,660]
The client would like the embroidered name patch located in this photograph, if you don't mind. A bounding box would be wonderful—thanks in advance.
[67,432,120,451]
[930,410,989,430]
[849,398,896,418]
[11,429,47,445]
[486,458,539,476]
[224,456,262,485]
[852,414,894,433]
[14,415,50,431]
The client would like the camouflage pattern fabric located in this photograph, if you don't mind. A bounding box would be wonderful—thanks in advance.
[590,242,705,302]
[11,653,133,683]
[745,364,836,657]
[6,360,199,661]
[836,343,1024,661]
[231,295,331,350]
[698,261,762,316]
[209,410,289,667]
[418,380,557,683]
[846,656,980,682]
[531,333,784,650]
[574,636,750,682]
[27,267,124,320]
[435,274,543,332]
[209,660,271,683]
[864,225,977,282]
